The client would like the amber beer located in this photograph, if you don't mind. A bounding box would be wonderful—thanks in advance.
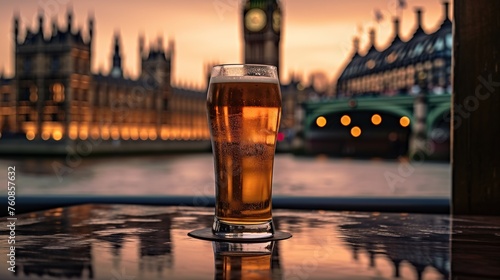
[207,64,281,238]
[215,253,272,279]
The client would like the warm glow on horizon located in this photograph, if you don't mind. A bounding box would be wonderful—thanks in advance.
[41,131,50,140]
[26,130,35,140]
[52,130,63,140]
[140,130,148,140]
[0,0,453,87]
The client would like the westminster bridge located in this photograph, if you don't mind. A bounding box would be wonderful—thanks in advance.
[302,93,451,160]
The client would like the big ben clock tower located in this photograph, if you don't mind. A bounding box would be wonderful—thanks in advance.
[243,0,282,77]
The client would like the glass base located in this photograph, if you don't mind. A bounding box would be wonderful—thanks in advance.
[213,241,275,255]
[212,217,275,239]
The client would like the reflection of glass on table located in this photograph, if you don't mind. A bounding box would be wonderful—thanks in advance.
[213,241,276,280]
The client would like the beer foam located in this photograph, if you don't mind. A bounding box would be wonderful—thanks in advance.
[210,76,279,84]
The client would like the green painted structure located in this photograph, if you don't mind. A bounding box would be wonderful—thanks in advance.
[302,94,451,159]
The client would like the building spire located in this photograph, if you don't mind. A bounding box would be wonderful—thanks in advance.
[414,7,425,34]
[139,33,145,58]
[88,13,94,43]
[13,12,19,44]
[368,28,377,51]
[52,18,58,36]
[67,8,73,33]
[393,17,401,41]
[157,36,163,53]
[111,32,123,78]
[168,38,174,57]
[38,10,44,35]
[352,36,360,55]
[442,1,450,22]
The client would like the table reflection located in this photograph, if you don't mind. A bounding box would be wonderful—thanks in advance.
[0,204,476,280]
[338,214,449,280]
[212,241,280,280]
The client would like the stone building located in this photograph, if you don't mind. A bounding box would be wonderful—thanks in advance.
[336,2,452,98]
[0,9,208,148]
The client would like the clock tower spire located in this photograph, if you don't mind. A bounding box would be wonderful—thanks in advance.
[243,0,282,77]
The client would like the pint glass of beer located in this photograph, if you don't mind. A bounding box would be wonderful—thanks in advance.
[207,64,281,239]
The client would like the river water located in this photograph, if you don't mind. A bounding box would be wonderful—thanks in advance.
[0,153,450,198]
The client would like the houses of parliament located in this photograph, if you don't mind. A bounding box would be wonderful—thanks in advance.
[0,0,298,152]
[0,0,294,154]
[0,9,209,152]
[0,0,452,156]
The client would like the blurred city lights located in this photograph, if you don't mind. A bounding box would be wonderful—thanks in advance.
[316,116,327,127]
[351,126,361,137]
[371,114,382,125]
[400,116,411,127]
[341,115,351,126]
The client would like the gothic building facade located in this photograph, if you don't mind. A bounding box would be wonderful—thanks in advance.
[0,10,208,145]
[336,2,452,98]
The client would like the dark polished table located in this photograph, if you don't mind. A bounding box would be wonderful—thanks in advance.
[1,203,499,280]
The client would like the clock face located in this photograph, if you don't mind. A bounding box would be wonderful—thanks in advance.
[273,10,281,32]
[245,8,266,32]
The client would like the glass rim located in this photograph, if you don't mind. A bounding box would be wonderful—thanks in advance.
[212,63,277,70]
[210,64,278,80]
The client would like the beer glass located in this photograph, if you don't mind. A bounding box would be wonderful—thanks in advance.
[207,64,281,239]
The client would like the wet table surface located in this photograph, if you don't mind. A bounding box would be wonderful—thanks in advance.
[0,204,499,280]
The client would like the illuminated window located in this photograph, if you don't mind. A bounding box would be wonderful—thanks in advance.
[386,52,398,64]
[434,59,445,68]
[160,129,169,140]
[434,38,444,51]
[41,131,50,140]
[413,43,424,57]
[445,34,452,49]
[316,116,327,128]
[52,130,63,141]
[79,131,89,140]
[424,61,433,70]
[111,130,120,140]
[149,132,157,140]
[131,128,139,140]
[418,71,427,81]
[101,131,110,140]
[365,59,376,69]
[140,130,148,140]
[26,131,35,140]
[29,85,38,102]
[52,83,65,102]
[121,129,130,140]
[69,130,78,140]
[340,115,351,126]
[91,128,100,140]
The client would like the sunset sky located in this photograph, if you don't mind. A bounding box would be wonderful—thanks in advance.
[0,0,452,88]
